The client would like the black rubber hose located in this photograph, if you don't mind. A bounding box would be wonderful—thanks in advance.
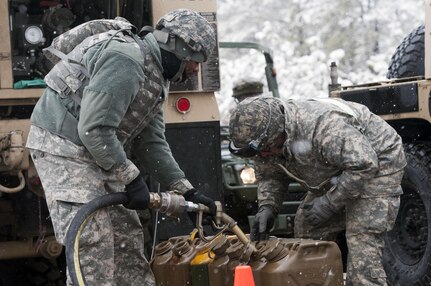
[65,192,128,286]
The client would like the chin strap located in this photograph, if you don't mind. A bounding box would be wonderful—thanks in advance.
[138,25,155,37]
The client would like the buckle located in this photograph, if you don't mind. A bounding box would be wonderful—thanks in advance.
[56,78,72,96]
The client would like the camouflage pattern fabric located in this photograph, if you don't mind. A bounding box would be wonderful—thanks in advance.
[232,79,264,102]
[44,17,135,65]
[115,36,166,145]
[169,177,195,194]
[254,155,293,207]
[29,147,155,286]
[32,21,169,181]
[155,9,216,61]
[44,25,166,147]
[229,97,407,285]
[27,125,140,186]
[229,96,286,150]
[45,30,137,96]
[295,171,403,286]
[235,98,407,211]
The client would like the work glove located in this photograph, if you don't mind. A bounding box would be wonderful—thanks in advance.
[250,205,276,241]
[183,188,217,216]
[183,188,216,227]
[302,195,339,227]
[123,176,150,210]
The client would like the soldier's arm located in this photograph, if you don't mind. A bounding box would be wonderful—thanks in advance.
[255,158,291,212]
[78,43,144,182]
[317,120,379,198]
[132,110,189,190]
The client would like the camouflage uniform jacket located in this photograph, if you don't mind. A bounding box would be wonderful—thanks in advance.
[27,20,190,190]
[255,98,406,211]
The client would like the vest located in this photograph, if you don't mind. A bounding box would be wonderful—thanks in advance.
[41,18,167,145]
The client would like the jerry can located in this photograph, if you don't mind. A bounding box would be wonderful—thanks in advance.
[208,236,231,286]
[150,240,174,286]
[164,237,197,285]
[190,238,216,286]
[248,241,270,286]
[222,237,250,286]
[260,238,344,285]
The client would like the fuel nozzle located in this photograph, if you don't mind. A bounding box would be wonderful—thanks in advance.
[148,192,256,253]
[148,191,197,217]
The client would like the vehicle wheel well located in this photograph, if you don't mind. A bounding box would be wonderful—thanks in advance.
[388,118,431,143]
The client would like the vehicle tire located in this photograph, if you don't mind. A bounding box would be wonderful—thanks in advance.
[25,257,66,286]
[0,260,26,286]
[386,25,425,79]
[0,257,66,286]
[383,142,431,286]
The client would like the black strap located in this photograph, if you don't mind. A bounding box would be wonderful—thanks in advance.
[138,26,154,37]
[131,33,147,59]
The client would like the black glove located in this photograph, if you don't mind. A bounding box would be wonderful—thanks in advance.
[302,195,339,227]
[250,205,276,241]
[123,176,150,210]
[183,188,216,216]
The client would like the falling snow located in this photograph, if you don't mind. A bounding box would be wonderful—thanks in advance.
[216,0,424,124]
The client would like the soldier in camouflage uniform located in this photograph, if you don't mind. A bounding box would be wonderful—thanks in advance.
[232,78,264,103]
[26,9,216,286]
[228,96,406,286]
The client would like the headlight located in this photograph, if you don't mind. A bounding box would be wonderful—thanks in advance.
[240,165,256,184]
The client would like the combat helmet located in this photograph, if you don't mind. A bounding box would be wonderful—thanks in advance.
[229,96,286,157]
[232,79,264,103]
[152,9,216,82]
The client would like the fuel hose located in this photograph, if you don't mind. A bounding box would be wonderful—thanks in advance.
[64,192,128,286]
[64,192,254,286]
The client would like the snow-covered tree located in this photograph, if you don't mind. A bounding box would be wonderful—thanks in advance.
[217,0,424,124]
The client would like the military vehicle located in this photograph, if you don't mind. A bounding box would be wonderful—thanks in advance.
[328,3,431,284]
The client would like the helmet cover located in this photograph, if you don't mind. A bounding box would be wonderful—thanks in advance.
[232,79,264,101]
[229,96,285,149]
[156,9,216,62]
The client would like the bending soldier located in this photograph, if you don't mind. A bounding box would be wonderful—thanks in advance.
[228,96,406,286]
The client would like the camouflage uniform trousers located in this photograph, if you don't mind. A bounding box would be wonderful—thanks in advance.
[294,171,403,286]
[30,149,155,286]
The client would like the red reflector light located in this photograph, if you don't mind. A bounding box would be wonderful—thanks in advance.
[176,97,191,113]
